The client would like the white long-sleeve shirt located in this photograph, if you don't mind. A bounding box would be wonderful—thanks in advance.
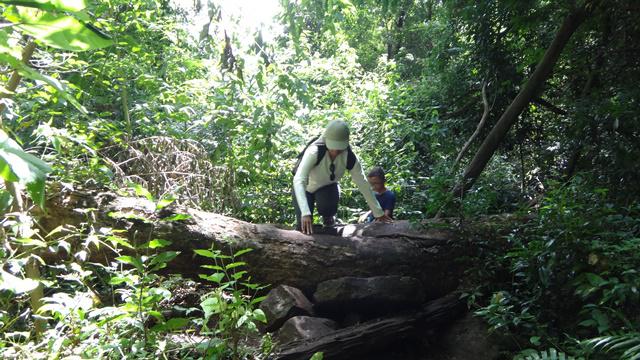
[293,142,384,218]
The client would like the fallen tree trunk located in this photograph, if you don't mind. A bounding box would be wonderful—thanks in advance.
[39,186,467,297]
[270,292,466,360]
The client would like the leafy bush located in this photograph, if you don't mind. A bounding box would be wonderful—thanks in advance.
[471,174,640,354]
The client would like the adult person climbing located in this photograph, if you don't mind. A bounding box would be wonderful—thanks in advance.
[293,120,393,234]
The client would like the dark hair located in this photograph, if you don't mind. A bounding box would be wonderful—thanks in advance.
[367,166,386,182]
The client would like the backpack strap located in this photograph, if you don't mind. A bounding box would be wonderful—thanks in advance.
[314,139,327,166]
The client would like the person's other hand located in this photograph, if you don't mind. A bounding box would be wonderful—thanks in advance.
[301,215,313,234]
[374,214,393,223]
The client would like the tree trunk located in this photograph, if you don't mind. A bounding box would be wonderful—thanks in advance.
[270,292,466,360]
[39,186,467,298]
[453,7,588,195]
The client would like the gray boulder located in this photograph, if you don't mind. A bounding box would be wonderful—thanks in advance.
[260,285,314,332]
[276,316,338,344]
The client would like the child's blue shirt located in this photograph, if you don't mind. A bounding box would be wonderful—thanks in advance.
[367,190,396,221]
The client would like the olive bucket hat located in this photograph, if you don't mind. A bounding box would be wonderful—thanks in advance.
[323,120,350,150]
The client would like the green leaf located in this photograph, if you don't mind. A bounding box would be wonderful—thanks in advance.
[253,309,267,323]
[585,273,606,287]
[15,238,47,247]
[0,189,13,211]
[108,276,131,285]
[194,249,216,258]
[161,213,191,221]
[156,198,174,210]
[225,262,246,270]
[309,352,324,360]
[133,184,154,201]
[149,251,179,268]
[115,255,143,272]
[231,271,247,280]
[0,270,39,294]
[199,272,225,284]
[233,248,253,257]
[201,297,222,318]
[201,264,224,271]
[143,239,172,249]
[0,129,51,208]
[530,336,541,346]
[0,55,87,113]
[106,235,134,249]
[250,295,267,306]
[0,0,87,12]
[5,6,113,51]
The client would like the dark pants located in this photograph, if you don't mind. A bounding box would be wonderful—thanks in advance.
[293,183,339,229]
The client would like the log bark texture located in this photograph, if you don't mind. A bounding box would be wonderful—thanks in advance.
[40,186,467,297]
[270,292,466,360]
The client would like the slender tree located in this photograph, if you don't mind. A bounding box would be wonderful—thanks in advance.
[453,5,591,196]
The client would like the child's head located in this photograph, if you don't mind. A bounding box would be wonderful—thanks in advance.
[367,166,386,193]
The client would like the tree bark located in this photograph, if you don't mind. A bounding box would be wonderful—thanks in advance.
[39,186,467,298]
[270,292,466,360]
[453,7,588,195]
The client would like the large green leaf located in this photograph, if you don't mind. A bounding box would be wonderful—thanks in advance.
[0,269,39,294]
[0,129,51,208]
[5,6,112,51]
[0,0,87,12]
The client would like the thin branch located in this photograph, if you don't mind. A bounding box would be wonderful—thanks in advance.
[0,40,36,123]
[532,97,568,116]
[452,81,492,170]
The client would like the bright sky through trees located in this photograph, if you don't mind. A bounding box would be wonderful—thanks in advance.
[174,0,283,42]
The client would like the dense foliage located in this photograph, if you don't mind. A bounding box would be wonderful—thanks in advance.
[1,0,639,358]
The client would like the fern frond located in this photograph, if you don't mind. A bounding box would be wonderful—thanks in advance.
[514,348,582,360]
[583,332,640,360]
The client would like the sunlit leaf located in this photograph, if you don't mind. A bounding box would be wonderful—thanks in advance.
[0,0,87,12]
[156,198,174,210]
[106,235,134,249]
[5,6,113,51]
[115,255,143,272]
[133,184,154,201]
[161,213,191,221]
[143,239,172,249]
[0,129,51,208]
[0,270,39,294]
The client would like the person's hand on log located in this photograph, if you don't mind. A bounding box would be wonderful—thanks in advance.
[374,214,393,223]
[301,215,314,234]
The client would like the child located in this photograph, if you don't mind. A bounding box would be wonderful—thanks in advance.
[363,166,396,222]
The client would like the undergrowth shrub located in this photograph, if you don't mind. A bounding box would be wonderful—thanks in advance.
[470,173,640,355]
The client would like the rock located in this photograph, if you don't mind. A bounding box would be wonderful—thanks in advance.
[260,285,315,332]
[428,313,501,360]
[276,316,339,344]
[313,276,425,317]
